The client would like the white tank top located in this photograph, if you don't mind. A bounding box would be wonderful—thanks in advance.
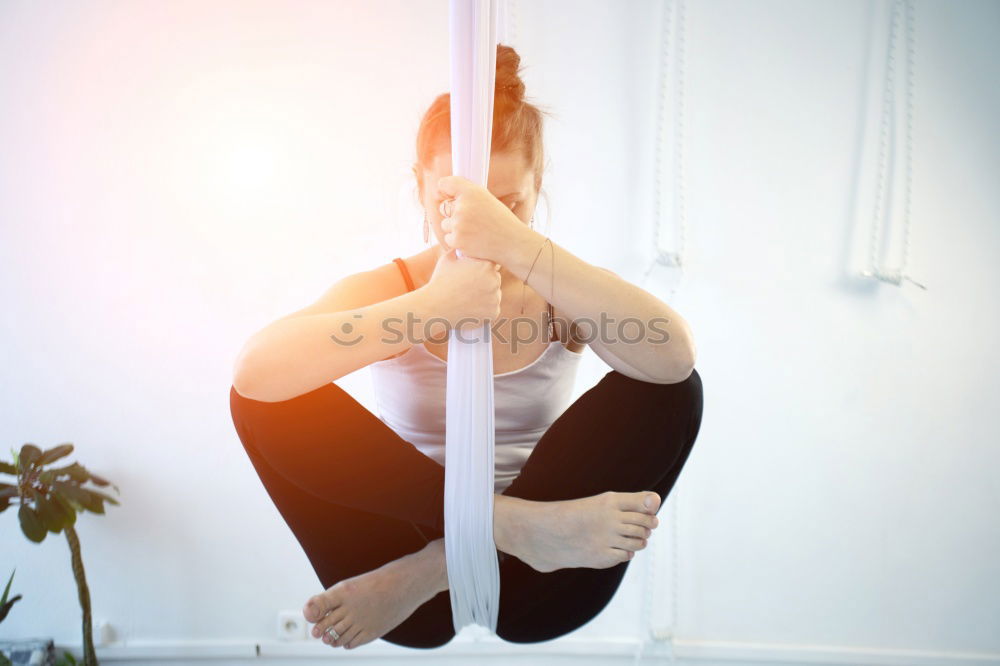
[369,339,584,493]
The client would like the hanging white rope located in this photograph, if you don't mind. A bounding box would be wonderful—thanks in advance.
[860,0,926,290]
[444,0,502,634]
[636,3,687,660]
[641,0,687,298]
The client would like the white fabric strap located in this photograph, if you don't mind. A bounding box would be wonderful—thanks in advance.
[443,0,502,633]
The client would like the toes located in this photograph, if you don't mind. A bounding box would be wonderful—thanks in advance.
[347,630,375,650]
[342,623,365,649]
[313,607,346,642]
[303,594,329,624]
[611,547,635,563]
[304,588,341,624]
[620,491,661,515]
[641,492,661,514]
[325,617,351,647]
[622,510,659,530]
[336,619,356,648]
[617,535,647,552]
[620,523,650,539]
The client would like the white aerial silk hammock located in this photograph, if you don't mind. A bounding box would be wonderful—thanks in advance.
[443,0,503,634]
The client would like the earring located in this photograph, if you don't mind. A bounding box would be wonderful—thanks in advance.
[423,213,430,243]
[530,216,535,231]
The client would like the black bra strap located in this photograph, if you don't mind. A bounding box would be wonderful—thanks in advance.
[393,257,415,292]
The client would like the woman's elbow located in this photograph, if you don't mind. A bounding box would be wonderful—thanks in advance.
[232,344,270,402]
[658,337,697,384]
[232,364,255,402]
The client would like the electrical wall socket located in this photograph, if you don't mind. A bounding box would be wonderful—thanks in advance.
[277,610,308,640]
[91,618,115,646]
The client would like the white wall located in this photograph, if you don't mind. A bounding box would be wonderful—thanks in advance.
[1,0,997,663]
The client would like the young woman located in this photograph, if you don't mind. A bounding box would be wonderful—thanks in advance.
[229,44,703,651]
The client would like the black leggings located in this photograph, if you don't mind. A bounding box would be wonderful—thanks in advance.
[228,366,703,648]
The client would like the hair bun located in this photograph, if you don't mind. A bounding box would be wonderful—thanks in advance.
[495,44,525,105]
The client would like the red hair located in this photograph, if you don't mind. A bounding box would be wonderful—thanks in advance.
[413,44,550,194]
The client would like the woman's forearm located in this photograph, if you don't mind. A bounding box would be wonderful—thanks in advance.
[500,228,696,383]
[422,538,450,595]
[233,287,446,402]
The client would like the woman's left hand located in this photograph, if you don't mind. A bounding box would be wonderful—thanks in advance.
[436,175,528,264]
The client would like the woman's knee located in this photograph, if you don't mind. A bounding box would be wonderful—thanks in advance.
[229,382,331,456]
[605,367,703,447]
[229,384,256,441]
[606,366,702,411]
[229,381,350,429]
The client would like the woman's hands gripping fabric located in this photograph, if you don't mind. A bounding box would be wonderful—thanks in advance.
[436,175,529,265]
[424,248,502,335]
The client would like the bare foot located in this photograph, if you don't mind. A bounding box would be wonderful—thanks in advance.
[302,543,442,650]
[496,491,662,573]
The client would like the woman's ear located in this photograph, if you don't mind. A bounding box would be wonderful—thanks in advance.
[412,164,425,204]
[410,164,424,206]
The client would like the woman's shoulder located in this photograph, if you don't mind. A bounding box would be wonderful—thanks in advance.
[394,247,439,290]
[268,253,432,327]
[366,249,437,361]
[335,247,439,303]
[318,262,408,313]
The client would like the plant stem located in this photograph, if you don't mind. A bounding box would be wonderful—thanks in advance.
[64,525,96,666]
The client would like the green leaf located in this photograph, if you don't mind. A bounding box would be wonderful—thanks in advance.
[0,568,12,605]
[36,443,74,466]
[51,494,75,528]
[50,481,91,507]
[0,592,22,625]
[86,488,120,507]
[52,493,78,527]
[34,494,66,534]
[55,484,105,514]
[48,463,89,483]
[46,463,75,477]
[83,494,105,515]
[18,504,47,542]
[88,472,111,487]
[18,444,42,468]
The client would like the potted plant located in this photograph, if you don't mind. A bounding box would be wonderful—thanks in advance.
[0,569,24,623]
[0,443,120,666]
[0,569,23,666]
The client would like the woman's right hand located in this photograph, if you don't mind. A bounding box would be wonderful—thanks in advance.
[423,248,502,334]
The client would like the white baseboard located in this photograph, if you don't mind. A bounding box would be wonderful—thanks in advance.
[55,635,1000,665]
